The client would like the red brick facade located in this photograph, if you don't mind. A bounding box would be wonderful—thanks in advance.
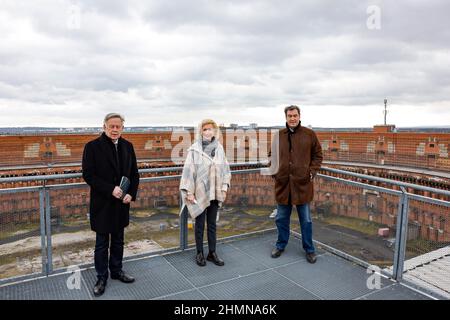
[1,127,449,172]
[0,126,449,243]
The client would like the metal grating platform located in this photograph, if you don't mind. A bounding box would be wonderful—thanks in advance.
[0,231,433,300]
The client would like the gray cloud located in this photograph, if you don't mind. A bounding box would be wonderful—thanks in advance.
[0,0,449,127]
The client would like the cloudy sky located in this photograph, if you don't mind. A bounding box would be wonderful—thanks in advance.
[1,0,449,128]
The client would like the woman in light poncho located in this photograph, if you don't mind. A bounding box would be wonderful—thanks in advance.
[179,119,231,267]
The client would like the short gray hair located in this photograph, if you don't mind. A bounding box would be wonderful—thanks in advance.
[284,105,300,116]
[104,113,125,124]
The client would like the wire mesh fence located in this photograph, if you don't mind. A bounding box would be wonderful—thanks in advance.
[0,188,43,280]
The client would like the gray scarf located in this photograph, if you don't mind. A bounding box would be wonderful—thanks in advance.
[202,136,217,158]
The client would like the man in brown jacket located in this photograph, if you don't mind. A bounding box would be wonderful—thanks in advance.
[270,105,323,263]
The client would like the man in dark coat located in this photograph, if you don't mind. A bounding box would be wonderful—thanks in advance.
[270,105,323,263]
[82,113,140,297]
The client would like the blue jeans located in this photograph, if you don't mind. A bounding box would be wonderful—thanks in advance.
[275,203,315,253]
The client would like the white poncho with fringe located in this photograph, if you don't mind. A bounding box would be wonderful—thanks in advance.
[179,132,231,219]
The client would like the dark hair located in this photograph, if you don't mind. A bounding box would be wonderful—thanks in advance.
[284,105,300,116]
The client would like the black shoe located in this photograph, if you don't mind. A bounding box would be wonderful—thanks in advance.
[271,248,284,258]
[196,252,206,267]
[207,251,225,266]
[306,252,317,264]
[111,271,135,283]
[93,279,106,297]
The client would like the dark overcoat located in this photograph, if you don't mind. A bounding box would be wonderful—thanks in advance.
[82,132,139,233]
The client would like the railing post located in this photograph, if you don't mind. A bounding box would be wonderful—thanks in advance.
[39,187,48,276]
[179,192,188,250]
[44,187,53,274]
[393,186,409,281]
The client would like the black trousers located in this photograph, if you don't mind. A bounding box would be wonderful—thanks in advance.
[195,200,219,253]
[94,229,124,281]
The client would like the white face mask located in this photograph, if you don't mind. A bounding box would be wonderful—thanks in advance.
[202,127,214,141]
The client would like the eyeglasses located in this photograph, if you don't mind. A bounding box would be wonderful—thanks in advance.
[107,125,123,130]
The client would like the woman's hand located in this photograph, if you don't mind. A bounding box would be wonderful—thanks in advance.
[222,190,227,201]
[186,193,196,204]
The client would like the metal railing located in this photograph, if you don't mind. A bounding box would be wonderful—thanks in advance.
[0,162,265,183]
[318,168,449,282]
[179,166,449,282]
[0,164,449,296]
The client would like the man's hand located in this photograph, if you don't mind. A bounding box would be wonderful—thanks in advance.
[122,194,132,204]
[112,186,123,199]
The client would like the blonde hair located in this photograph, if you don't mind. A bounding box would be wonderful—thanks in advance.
[200,119,218,129]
